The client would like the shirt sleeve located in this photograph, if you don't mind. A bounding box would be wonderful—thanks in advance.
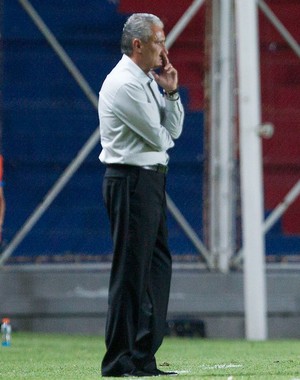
[161,97,184,139]
[113,82,175,151]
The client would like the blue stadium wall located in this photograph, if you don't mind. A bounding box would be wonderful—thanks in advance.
[2,1,299,263]
[2,1,203,262]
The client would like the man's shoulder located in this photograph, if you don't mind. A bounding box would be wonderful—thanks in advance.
[102,65,143,95]
[109,65,135,83]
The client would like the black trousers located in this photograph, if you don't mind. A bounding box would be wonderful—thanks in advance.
[101,165,172,376]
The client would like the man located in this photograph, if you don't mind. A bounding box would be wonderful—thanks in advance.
[98,13,184,377]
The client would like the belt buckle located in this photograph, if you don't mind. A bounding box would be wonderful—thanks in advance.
[142,164,168,174]
[157,164,168,174]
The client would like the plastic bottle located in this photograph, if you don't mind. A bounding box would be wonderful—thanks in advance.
[1,318,12,347]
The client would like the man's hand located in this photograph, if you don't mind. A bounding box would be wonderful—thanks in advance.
[151,52,178,93]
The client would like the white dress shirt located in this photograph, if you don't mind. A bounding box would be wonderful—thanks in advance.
[98,54,184,166]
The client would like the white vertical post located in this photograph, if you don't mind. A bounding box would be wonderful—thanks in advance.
[218,0,235,272]
[209,0,235,272]
[209,0,220,268]
[235,0,267,339]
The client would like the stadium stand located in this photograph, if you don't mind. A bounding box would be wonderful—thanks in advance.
[2,0,299,262]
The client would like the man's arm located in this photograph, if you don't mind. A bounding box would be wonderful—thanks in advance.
[151,52,184,139]
[113,83,175,151]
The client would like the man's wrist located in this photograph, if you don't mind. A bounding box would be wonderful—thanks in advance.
[164,88,179,101]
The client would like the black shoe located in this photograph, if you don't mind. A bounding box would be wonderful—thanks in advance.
[122,369,153,377]
[147,369,178,376]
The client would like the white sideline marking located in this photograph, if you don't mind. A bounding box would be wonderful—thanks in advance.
[201,363,242,370]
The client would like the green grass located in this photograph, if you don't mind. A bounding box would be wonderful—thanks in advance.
[0,333,299,379]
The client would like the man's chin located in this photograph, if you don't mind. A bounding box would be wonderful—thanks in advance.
[152,63,162,71]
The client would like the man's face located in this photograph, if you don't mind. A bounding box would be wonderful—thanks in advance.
[140,25,168,72]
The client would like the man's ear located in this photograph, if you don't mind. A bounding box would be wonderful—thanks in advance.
[133,38,142,52]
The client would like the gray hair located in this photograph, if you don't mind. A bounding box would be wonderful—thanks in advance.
[121,13,164,56]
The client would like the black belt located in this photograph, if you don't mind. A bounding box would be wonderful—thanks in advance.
[142,164,168,174]
[106,164,168,175]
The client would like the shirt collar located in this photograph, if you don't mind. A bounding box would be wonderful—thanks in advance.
[121,54,153,85]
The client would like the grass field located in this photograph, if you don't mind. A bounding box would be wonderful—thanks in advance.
[0,333,299,379]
